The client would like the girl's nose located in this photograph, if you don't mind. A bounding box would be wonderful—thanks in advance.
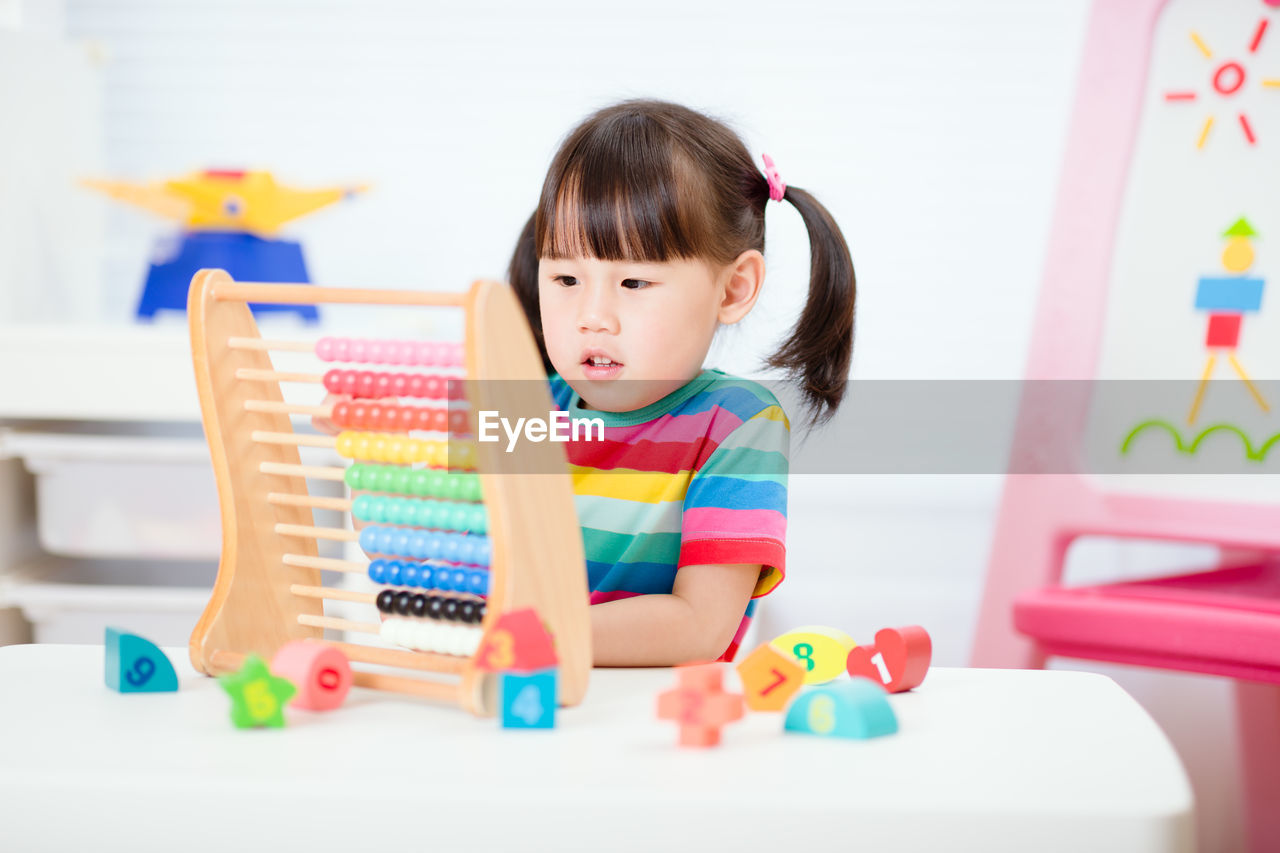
[578,283,619,334]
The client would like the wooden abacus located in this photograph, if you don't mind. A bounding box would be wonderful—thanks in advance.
[187,268,590,715]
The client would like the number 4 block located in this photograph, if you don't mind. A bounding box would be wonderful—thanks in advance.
[500,668,557,729]
[104,627,178,693]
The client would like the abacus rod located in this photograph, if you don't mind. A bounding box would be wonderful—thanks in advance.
[331,641,468,674]
[235,367,324,383]
[276,522,357,542]
[211,282,466,307]
[252,430,334,449]
[298,614,381,635]
[351,671,466,703]
[245,399,332,417]
[260,461,345,480]
[290,584,377,605]
[283,553,365,573]
[270,492,352,512]
[228,337,314,353]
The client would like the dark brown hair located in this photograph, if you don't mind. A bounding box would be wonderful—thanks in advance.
[507,98,855,424]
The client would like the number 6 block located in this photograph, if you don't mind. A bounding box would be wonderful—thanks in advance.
[104,627,178,693]
[784,680,898,740]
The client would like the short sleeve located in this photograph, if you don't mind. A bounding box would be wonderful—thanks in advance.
[677,396,789,598]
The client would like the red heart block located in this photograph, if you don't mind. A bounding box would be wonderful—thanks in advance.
[846,625,932,693]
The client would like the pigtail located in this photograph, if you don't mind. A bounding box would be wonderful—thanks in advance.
[766,186,856,425]
[507,210,554,375]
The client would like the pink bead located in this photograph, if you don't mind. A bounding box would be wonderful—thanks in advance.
[446,343,464,367]
[270,642,352,712]
[413,342,432,366]
[394,341,415,365]
[316,337,335,361]
[350,339,368,362]
[367,340,386,363]
[334,337,351,362]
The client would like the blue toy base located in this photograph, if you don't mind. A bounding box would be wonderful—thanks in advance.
[136,230,318,322]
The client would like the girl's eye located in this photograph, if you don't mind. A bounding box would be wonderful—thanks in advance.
[621,279,652,290]
[553,275,578,287]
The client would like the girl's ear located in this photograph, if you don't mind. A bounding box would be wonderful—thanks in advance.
[717,249,765,325]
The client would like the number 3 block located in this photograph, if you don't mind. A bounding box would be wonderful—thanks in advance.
[845,625,932,693]
[735,642,805,711]
[104,627,178,693]
[500,668,557,729]
[784,680,898,740]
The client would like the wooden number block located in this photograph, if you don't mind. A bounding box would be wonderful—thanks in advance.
[656,663,745,747]
[500,668,557,729]
[218,654,297,729]
[476,607,558,672]
[784,680,898,740]
[769,625,857,685]
[104,627,178,693]
[270,641,353,711]
[846,625,932,693]
[735,642,805,711]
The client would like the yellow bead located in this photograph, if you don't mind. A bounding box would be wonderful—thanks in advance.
[335,433,354,458]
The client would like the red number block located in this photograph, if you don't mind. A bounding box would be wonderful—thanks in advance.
[845,625,932,693]
[656,663,745,747]
[475,607,557,672]
[270,641,352,711]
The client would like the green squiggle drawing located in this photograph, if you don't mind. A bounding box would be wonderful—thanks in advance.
[1119,419,1280,462]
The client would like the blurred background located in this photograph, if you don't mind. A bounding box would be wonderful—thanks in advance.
[0,1,1269,850]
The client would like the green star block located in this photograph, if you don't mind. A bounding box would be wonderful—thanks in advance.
[218,654,297,729]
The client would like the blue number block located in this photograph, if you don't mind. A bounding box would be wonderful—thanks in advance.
[1194,277,1264,312]
[105,627,178,693]
[784,679,897,739]
[500,668,557,729]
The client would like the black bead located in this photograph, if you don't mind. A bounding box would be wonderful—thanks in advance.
[458,600,478,623]
[410,594,428,618]
[376,589,396,614]
[442,598,461,621]
[426,596,445,619]
[476,602,487,621]
[394,591,413,615]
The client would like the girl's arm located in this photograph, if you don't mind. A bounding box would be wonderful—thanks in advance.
[589,563,762,666]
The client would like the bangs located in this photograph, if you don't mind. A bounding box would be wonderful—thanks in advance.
[536,121,717,263]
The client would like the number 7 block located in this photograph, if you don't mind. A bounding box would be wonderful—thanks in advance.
[735,642,806,711]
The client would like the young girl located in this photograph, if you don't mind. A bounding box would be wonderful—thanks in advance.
[506,99,856,667]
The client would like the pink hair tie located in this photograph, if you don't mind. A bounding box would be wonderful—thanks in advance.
[761,153,786,202]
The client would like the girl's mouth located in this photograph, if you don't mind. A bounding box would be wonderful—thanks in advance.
[582,354,623,380]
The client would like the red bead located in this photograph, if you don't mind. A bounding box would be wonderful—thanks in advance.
[423,376,443,399]
[356,372,376,398]
[415,407,434,431]
[391,373,409,396]
[348,403,367,428]
[332,401,350,427]
[323,369,343,393]
[449,410,468,434]
[407,375,425,397]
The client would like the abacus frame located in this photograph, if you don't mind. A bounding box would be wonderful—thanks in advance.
[187,268,591,715]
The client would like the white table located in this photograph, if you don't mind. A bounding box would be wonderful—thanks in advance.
[0,644,1194,853]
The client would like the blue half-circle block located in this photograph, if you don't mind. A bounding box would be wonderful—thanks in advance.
[105,627,179,693]
[784,679,898,739]
[137,230,317,321]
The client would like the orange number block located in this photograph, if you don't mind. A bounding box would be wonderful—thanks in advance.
[656,663,745,747]
[475,607,557,672]
[845,625,932,693]
[735,642,805,711]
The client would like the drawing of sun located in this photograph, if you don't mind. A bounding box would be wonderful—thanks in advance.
[1163,16,1280,149]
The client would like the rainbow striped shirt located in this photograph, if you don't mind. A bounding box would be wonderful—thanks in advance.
[548,369,790,661]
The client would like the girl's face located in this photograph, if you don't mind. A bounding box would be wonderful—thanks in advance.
[537,255,725,412]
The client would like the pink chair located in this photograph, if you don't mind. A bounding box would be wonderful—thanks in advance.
[971,2,1280,850]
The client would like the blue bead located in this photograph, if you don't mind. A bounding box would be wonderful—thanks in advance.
[408,533,428,560]
[367,559,386,583]
[425,534,444,560]
[450,569,469,590]
[467,570,487,595]
[435,567,452,592]
[455,539,475,565]
[386,561,404,585]
[441,535,462,563]
[474,538,492,566]
[418,565,434,589]
[359,527,379,553]
[402,562,420,587]
[377,528,396,554]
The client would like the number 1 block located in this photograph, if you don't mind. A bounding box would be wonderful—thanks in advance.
[104,627,178,693]
[845,625,932,693]
[500,668,557,729]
